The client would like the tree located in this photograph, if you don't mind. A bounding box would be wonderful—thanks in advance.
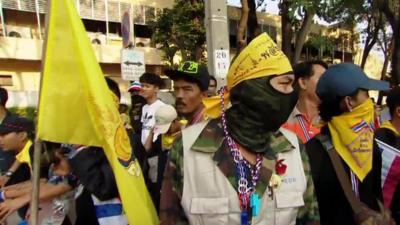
[377,24,394,104]
[358,1,383,69]
[377,0,400,84]
[305,35,335,60]
[236,0,264,51]
[277,0,356,63]
[150,0,206,66]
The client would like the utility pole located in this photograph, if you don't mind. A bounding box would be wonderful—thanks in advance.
[205,0,230,88]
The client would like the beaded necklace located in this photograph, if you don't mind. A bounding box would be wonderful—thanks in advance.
[219,87,263,225]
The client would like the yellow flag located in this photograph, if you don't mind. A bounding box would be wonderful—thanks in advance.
[37,1,158,224]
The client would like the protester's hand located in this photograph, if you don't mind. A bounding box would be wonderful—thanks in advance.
[0,176,9,188]
[0,198,27,222]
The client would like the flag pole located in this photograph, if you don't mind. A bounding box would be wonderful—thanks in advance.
[30,0,52,224]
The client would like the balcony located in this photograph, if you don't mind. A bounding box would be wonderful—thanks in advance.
[0,36,164,65]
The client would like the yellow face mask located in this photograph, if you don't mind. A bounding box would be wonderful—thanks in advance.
[328,98,375,181]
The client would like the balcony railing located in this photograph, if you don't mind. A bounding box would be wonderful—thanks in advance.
[1,0,156,24]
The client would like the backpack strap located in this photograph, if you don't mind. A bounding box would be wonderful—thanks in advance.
[315,134,364,215]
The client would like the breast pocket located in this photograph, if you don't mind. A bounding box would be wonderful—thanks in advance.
[190,197,229,225]
[274,192,304,225]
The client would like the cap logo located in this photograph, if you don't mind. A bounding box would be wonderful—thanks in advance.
[178,61,198,74]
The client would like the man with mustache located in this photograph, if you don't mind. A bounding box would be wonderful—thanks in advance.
[165,61,210,126]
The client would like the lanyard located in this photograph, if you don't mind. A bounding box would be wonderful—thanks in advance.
[296,114,312,141]
[220,88,263,225]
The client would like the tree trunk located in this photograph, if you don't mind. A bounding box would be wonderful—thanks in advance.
[360,14,382,69]
[377,0,399,84]
[194,46,203,61]
[280,0,293,61]
[237,0,249,51]
[392,30,400,84]
[293,9,315,63]
[360,36,377,69]
[377,55,390,105]
[247,0,260,43]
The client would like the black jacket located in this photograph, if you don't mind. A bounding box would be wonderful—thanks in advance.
[69,147,119,225]
[306,126,382,225]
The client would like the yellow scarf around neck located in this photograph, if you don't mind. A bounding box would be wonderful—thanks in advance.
[328,99,375,181]
[380,120,400,136]
[16,140,33,171]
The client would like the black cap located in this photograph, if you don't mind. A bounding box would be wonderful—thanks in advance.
[165,61,210,91]
[0,115,34,135]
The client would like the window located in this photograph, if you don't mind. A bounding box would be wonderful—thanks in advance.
[145,6,156,24]
[0,75,13,86]
[133,5,145,25]
[261,24,277,42]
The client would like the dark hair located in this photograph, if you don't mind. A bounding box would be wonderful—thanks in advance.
[319,88,361,122]
[386,86,400,117]
[293,60,328,82]
[139,73,164,88]
[209,76,217,85]
[41,141,65,166]
[105,77,121,100]
[0,87,8,107]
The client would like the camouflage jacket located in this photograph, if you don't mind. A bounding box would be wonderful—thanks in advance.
[159,119,320,225]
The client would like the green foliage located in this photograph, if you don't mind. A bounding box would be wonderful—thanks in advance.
[305,35,335,58]
[8,107,37,121]
[150,0,206,66]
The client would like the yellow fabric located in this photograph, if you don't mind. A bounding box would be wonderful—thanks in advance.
[328,99,375,181]
[203,33,292,118]
[15,140,33,170]
[162,131,180,150]
[37,1,158,224]
[380,120,400,136]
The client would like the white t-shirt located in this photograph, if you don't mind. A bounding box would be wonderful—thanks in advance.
[141,99,166,145]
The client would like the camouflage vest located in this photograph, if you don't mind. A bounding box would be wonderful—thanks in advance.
[180,120,307,225]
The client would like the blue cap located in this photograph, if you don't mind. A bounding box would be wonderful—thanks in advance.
[316,63,390,100]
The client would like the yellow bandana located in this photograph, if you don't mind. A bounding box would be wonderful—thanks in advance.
[203,33,292,118]
[16,140,33,171]
[380,120,400,136]
[328,99,375,181]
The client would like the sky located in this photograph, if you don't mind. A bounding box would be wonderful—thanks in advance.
[227,0,279,15]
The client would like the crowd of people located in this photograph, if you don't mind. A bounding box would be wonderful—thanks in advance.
[0,32,399,225]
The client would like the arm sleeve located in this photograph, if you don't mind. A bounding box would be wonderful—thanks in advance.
[69,147,118,201]
[159,138,188,225]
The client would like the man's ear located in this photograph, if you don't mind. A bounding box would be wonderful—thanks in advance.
[201,91,208,98]
[298,77,307,90]
[342,96,354,112]
[395,106,400,118]
[17,131,28,141]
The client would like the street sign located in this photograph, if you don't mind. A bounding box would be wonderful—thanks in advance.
[121,11,133,48]
[214,49,230,78]
[121,49,145,81]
